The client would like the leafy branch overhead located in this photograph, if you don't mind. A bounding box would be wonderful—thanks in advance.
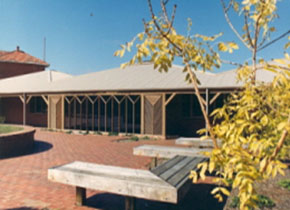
[115,0,290,209]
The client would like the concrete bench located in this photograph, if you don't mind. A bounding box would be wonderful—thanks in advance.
[175,137,221,148]
[48,157,207,210]
[133,145,210,167]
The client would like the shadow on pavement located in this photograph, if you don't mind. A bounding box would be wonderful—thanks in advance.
[0,140,53,160]
[86,183,228,210]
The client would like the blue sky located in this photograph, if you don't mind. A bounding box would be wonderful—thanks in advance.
[0,0,289,75]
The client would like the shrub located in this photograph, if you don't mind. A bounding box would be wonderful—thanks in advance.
[108,132,119,136]
[0,116,5,123]
[94,131,102,135]
[230,195,275,209]
[130,136,139,141]
[278,179,290,191]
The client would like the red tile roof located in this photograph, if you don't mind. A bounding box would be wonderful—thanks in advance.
[0,47,49,66]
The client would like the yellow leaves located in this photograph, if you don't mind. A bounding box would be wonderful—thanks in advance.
[211,187,230,202]
[197,162,208,180]
[260,115,268,126]
[195,32,223,41]
[120,63,128,69]
[218,42,239,53]
[209,161,215,173]
[189,170,198,183]
[277,122,287,131]
[137,33,144,41]
[259,157,267,172]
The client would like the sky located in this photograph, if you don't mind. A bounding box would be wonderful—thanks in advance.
[0,0,289,75]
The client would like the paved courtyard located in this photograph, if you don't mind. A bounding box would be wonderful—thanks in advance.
[0,129,223,210]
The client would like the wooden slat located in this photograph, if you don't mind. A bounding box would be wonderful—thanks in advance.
[210,92,221,105]
[159,157,194,181]
[26,95,32,104]
[42,95,49,105]
[167,157,205,187]
[175,157,208,189]
[165,93,176,106]
[133,145,209,159]
[175,137,221,148]
[151,156,185,176]
[48,161,177,203]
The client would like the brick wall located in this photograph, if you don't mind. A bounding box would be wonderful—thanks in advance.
[2,98,47,127]
[0,62,45,79]
[0,126,35,158]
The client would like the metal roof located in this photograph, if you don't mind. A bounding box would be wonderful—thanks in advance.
[0,63,277,95]
[0,70,72,94]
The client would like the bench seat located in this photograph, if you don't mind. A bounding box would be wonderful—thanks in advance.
[48,157,208,209]
[133,145,209,159]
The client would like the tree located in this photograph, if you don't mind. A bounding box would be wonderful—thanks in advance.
[115,0,290,209]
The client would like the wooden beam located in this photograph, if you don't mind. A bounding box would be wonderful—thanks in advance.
[111,97,114,132]
[125,97,128,134]
[162,94,166,138]
[205,89,209,137]
[198,94,207,106]
[26,95,32,104]
[165,93,176,106]
[19,95,24,104]
[209,92,221,105]
[125,196,136,210]
[140,94,144,134]
[23,94,26,125]
[98,97,101,131]
[41,95,49,105]
[61,95,65,130]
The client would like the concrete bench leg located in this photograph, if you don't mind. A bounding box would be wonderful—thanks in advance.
[150,157,158,169]
[125,196,136,210]
[76,187,86,206]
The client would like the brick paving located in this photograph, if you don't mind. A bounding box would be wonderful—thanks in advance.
[0,129,180,210]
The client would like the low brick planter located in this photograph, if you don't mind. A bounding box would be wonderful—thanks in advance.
[0,125,35,158]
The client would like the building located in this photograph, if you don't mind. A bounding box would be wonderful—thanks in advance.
[0,46,49,79]
[0,48,277,138]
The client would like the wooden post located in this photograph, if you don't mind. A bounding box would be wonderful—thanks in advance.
[111,97,114,132]
[76,187,86,206]
[98,97,101,131]
[124,196,136,210]
[86,98,88,131]
[205,89,209,137]
[74,98,77,130]
[162,94,166,138]
[92,100,95,131]
[61,95,65,130]
[140,94,144,134]
[23,93,26,125]
[125,97,128,134]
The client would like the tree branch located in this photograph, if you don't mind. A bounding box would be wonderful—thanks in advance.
[258,29,290,52]
[220,0,252,50]
[147,0,220,149]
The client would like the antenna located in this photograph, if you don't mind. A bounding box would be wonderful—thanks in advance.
[43,37,46,61]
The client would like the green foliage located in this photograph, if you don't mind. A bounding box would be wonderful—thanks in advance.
[94,131,102,135]
[230,195,275,209]
[0,125,23,134]
[256,195,275,209]
[230,196,240,208]
[66,130,72,134]
[140,136,150,140]
[0,116,5,124]
[278,179,290,191]
[130,136,139,141]
[108,132,119,136]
